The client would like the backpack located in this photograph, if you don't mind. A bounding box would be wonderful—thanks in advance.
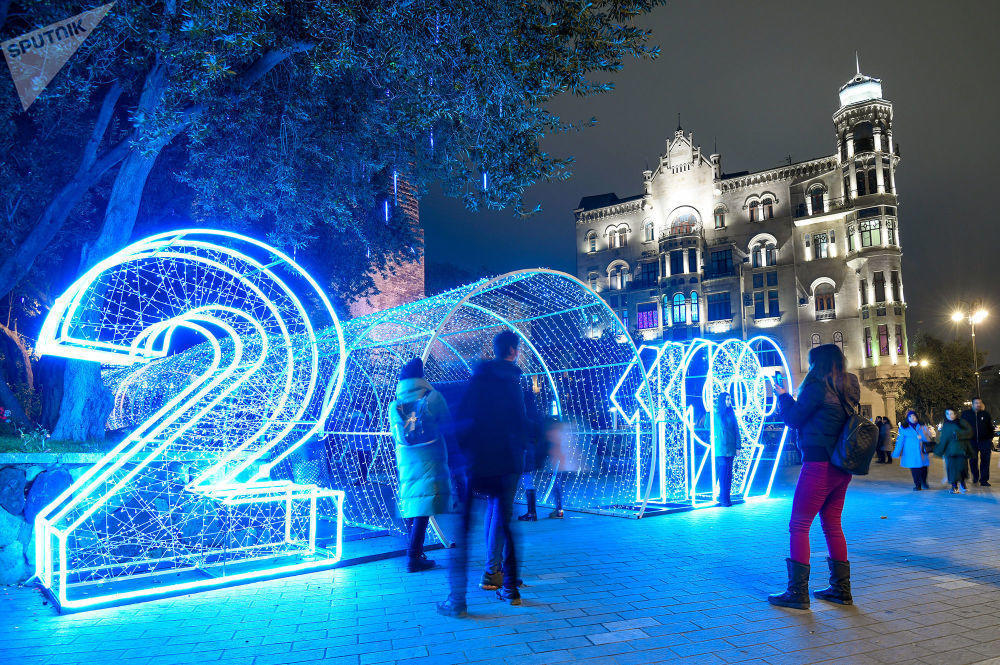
[396,396,434,446]
[829,385,879,475]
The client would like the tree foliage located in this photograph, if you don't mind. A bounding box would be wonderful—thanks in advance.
[901,334,984,424]
[0,0,665,438]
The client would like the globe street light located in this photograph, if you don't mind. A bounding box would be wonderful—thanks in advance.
[952,306,988,397]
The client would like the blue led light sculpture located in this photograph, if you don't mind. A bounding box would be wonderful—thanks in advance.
[35,230,347,610]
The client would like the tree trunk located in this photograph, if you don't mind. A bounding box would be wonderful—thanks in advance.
[37,356,64,432]
[50,359,111,442]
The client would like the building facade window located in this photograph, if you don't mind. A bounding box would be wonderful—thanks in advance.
[644,222,654,242]
[890,270,901,302]
[813,233,829,259]
[637,302,658,330]
[811,333,822,348]
[707,293,731,321]
[860,219,881,247]
[709,249,733,276]
[815,283,835,315]
[714,208,726,229]
[768,289,779,317]
[669,250,684,275]
[895,324,904,355]
[833,331,844,351]
[587,231,597,253]
[765,243,777,266]
[636,261,657,288]
[588,273,598,291]
[856,168,867,197]
[762,197,775,219]
[754,291,765,319]
[864,327,873,358]
[690,291,700,323]
[809,187,824,214]
[748,201,759,222]
[886,219,897,245]
[847,225,855,252]
[618,227,628,248]
[878,324,890,356]
[687,248,698,272]
[672,293,686,325]
[873,271,886,303]
[859,278,869,306]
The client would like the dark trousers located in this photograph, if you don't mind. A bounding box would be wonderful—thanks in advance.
[404,516,429,559]
[909,466,929,489]
[875,450,888,463]
[553,471,568,510]
[716,456,734,505]
[969,447,992,483]
[449,474,519,603]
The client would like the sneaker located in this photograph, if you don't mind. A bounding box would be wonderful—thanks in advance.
[518,512,537,522]
[912,486,921,491]
[407,556,436,573]
[951,488,960,494]
[496,586,522,606]
[981,481,992,487]
[548,509,564,519]
[479,571,502,591]
[961,486,969,493]
[436,598,468,618]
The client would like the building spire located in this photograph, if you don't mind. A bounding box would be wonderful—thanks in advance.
[855,50,860,75]
[676,112,681,131]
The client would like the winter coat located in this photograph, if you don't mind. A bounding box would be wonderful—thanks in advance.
[713,407,742,457]
[933,419,974,459]
[778,372,861,462]
[893,425,929,468]
[388,378,454,518]
[960,408,994,451]
[455,359,530,479]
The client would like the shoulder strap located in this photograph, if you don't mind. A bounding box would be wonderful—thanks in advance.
[830,378,857,418]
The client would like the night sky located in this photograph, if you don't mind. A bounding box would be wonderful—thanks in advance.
[423,0,1000,360]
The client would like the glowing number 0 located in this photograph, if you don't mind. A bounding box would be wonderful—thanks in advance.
[34,230,347,610]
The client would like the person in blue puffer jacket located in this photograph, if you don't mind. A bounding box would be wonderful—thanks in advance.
[893,410,931,491]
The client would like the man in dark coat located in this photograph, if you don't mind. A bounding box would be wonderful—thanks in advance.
[438,330,529,617]
[961,398,994,486]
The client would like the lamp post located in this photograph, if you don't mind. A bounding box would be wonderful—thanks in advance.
[952,307,988,397]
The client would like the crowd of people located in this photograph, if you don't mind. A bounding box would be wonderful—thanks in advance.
[387,333,996,617]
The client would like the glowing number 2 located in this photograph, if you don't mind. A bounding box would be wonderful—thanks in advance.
[34,230,347,610]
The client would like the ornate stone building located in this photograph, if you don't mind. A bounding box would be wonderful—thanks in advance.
[574,67,908,418]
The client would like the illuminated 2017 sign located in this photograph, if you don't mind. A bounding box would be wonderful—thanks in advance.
[34,230,347,610]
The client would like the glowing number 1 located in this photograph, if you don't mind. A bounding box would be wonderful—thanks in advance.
[34,230,347,610]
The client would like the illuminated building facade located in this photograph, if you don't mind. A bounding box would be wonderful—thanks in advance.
[575,66,909,419]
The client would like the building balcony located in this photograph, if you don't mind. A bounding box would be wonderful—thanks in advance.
[816,311,836,322]
[793,196,849,220]
[703,268,738,281]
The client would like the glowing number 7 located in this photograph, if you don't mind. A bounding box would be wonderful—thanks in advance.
[34,230,347,610]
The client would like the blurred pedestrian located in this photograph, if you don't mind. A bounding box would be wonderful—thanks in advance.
[388,358,456,573]
[438,330,529,617]
[713,392,741,507]
[769,344,859,610]
[961,398,993,486]
[933,408,974,494]
[893,411,930,491]
[878,417,893,464]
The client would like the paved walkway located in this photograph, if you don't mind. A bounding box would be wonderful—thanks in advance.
[4,459,1000,665]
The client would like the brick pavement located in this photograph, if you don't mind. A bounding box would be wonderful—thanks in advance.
[3,459,1000,665]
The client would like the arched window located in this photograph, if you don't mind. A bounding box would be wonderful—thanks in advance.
[809,186,825,214]
[867,167,877,195]
[608,263,629,290]
[853,121,874,153]
[644,222,654,242]
[690,291,700,323]
[815,283,835,316]
[618,227,628,248]
[714,207,726,229]
[586,230,597,253]
[765,243,777,266]
[672,293,687,325]
[762,197,774,219]
[748,200,759,222]
[833,331,844,351]
[751,243,762,268]
[811,333,822,348]
[588,273,599,291]
[668,211,699,236]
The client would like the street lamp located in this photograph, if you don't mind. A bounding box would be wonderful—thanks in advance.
[952,306,988,397]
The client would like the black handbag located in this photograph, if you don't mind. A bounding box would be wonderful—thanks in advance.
[829,384,880,475]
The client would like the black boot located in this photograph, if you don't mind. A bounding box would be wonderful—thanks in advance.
[518,489,537,521]
[813,558,852,605]
[767,558,810,610]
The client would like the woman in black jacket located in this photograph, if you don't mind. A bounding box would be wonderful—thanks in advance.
[769,344,860,610]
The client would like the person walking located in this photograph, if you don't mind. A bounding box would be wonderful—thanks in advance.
[961,398,994,487]
[893,411,931,491]
[438,330,530,617]
[387,358,456,573]
[768,344,859,610]
[713,392,741,507]
[933,408,974,494]
[878,417,894,464]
